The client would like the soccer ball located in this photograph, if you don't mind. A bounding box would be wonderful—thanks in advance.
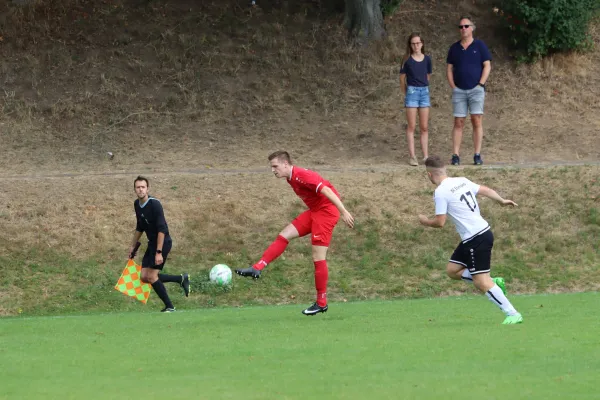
[209,264,232,286]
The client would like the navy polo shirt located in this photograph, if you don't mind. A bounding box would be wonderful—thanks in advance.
[399,55,432,87]
[446,39,491,90]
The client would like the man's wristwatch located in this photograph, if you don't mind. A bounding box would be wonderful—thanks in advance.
[479,82,486,88]
[156,250,162,254]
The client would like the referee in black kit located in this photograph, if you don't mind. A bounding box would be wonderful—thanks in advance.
[128,176,190,312]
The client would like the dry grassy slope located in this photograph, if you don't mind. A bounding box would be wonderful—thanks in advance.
[1,166,599,315]
[0,0,599,176]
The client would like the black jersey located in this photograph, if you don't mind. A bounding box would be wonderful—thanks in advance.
[134,197,170,245]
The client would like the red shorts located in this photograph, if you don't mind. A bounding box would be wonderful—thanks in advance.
[291,206,340,246]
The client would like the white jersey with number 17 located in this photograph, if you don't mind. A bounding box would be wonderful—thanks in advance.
[434,177,490,242]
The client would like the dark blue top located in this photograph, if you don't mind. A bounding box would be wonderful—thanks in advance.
[446,39,491,90]
[135,197,170,245]
[399,55,432,87]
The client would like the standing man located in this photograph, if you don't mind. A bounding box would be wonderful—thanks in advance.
[418,156,523,325]
[235,151,355,316]
[446,16,492,166]
[129,176,190,313]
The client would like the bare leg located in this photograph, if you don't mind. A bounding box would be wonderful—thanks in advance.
[472,272,495,293]
[418,107,430,160]
[471,114,483,154]
[446,262,465,280]
[279,223,300,241]
[452,117,466,155]
[406,108,418,159]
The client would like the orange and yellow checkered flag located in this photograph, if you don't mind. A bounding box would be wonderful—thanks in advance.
[115,242,152,304]
[115,259,152,304]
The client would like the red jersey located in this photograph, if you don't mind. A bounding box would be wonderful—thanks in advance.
[287,166,340,211]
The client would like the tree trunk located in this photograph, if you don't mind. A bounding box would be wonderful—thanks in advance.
[343,0,385,41]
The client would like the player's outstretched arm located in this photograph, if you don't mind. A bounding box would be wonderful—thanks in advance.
[477,185,518,207]
[321,186,355,228]
[418,214,447,228]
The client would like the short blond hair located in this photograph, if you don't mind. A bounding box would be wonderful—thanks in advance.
[424,155,445,169]
[268,151,292,164]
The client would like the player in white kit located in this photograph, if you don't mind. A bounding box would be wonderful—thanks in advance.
[418,155,523,325]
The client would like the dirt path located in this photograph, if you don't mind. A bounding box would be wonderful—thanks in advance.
[0,160,598,181]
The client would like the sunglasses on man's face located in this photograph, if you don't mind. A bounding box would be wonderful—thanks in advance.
[458,24,471,29]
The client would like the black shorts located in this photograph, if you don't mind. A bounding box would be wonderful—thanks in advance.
[142,238,172,270]
[449,229,494,275]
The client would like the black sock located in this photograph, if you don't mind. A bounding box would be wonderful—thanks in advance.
[151,280,174,309]
[159,273,182,284]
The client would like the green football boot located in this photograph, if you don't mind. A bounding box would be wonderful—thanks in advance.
[502,313,523,325]
[492,277,506,295]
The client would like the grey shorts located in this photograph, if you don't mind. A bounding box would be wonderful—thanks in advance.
[452,86,485,117]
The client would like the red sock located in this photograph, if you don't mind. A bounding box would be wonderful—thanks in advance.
[314,260,328,307]
[252,235,289,270]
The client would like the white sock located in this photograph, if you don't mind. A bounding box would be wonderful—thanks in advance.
[461,269,473,283]
[486,284,519,316]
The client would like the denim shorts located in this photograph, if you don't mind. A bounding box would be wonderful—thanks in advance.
[452,86,485,117]
[405,86,431,108]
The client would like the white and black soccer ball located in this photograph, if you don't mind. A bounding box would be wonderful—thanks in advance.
[209,264,232,286]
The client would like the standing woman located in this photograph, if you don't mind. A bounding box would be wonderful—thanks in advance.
[400,33,432,166]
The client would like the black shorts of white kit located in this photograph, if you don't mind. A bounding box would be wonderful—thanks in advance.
[449,230,494,275]
[142,237,173,270]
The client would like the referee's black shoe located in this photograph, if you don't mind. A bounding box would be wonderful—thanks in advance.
[235,266,261,279]
[302,302,328,316]
[181,273,191,297]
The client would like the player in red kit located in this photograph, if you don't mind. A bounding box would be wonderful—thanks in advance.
[236,151,355,315]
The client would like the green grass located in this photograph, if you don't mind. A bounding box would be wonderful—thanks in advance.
[2,292,599,400]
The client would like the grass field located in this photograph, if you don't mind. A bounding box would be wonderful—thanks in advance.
[2,292,598,400]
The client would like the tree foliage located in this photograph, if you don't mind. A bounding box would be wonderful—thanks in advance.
[497,0,600,61]
[380,0,403,17]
